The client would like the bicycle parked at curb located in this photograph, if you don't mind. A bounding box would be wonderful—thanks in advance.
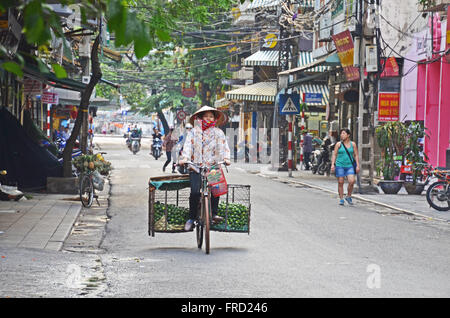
[79,152,107,208]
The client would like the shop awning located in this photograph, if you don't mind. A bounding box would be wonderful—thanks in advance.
[298,51,330,73]
[244,50,279,67]
[225,81,277,102]
[279,52,340,76]
[59,97,114,107]
[244,0,313,12]
[245,0,280,12]
[21,62,87,92]
[297,83,329,106]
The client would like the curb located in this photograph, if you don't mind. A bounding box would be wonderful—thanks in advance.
[247,170,448,223]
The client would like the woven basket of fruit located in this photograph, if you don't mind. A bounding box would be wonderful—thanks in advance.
[210,184,251,234]
[148,175,191,235]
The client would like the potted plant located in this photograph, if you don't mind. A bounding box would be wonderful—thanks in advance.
[403,122,429,195]
[375,122,407,194]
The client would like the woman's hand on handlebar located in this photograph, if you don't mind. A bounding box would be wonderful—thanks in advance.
[224,159,231,166]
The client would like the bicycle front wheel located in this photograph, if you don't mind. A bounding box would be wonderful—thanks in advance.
[426,181,450,211]
[80,174,94,208]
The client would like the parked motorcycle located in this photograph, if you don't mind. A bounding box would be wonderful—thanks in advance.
[426,168,450,211]
[151,137,162,160]
[310,149,322,174]
[317,142,335,176]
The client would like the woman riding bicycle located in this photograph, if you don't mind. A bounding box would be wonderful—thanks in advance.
[178,106,231,231]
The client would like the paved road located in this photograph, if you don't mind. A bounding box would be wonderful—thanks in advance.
[1,135,449,298]
[96,136,450,297]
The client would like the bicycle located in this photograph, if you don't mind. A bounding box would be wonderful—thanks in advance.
[426,168,450,211]
[182,161,228,254]
[79,152,107,208]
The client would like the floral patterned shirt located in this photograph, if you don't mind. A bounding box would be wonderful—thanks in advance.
[181,125,230,167]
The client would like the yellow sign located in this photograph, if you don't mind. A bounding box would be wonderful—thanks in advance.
[263,34,278,49]
[231,8,241,20]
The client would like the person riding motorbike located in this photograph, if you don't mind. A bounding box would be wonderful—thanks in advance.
[151,128,163,158]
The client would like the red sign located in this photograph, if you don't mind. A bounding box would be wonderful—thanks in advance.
[378,92,400,122]
[381,57,400,77]
[332,30,360,82]
[176,110,187,121]
[182,88,196,98]
[42,92,58,104]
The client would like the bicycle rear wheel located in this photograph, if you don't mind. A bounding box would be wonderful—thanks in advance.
[80,174,94,208]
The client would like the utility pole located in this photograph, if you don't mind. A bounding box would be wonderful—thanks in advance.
[355,0,378,192]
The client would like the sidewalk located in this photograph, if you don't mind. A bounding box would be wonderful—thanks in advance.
[234,163,450,223]
[0,193,81,251]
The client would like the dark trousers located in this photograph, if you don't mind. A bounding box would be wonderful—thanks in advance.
[303,151,312,169]
[189,171,219,220]
[163,151,173,171]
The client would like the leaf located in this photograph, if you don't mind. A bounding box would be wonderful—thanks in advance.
[156,29,171,42]
[52,63,67,79]
[2,61,23,77]
[134,25,153,59]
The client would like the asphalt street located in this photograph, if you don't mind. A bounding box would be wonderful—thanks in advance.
[98,136,450,297]
[1,135,449,298]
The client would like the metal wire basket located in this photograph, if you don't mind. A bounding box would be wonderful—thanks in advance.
[210,184,251,234]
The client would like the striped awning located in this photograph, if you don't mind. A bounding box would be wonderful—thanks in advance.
[297,83,329,106]
[244,50,279,67]
[244,0,313,12]
[245,0,279,12]
[225,81,277,102]
[298,51,330,73]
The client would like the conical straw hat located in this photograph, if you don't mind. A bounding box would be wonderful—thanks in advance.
[189,105,228,126]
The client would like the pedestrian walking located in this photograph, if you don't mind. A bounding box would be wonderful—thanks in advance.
[162,127,177,172]
[330,128,360,205]
[302,130,313,170]
[171,123,193,173]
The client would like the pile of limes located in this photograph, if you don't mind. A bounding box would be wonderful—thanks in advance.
[154,202,189,231]
[212,202,249,232]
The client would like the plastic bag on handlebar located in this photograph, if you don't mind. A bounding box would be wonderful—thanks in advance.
[92,170,105,191]
[207,165,228,197]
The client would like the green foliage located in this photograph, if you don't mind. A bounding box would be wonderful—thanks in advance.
[375,122,408,180]
[405,122,429,184]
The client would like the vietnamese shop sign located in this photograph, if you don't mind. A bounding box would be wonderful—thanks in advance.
[378,92,400,122]
[332,30,360,82]
[303,93,323,104]
[42,91,58,104]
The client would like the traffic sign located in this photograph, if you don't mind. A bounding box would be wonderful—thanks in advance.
[279,93,300,115]
[177,110,187,121]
